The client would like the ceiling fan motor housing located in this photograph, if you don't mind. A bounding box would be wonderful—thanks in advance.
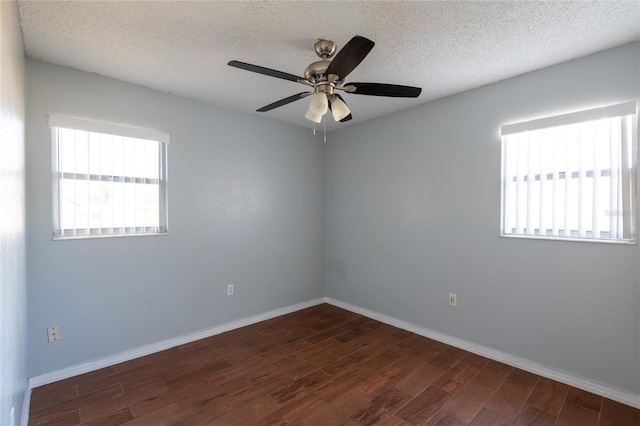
[305,39,339,84]
[304,60,331,84]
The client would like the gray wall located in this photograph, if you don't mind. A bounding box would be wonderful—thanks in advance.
[326,42,640,394]
[23,38,640,398]
[0,0,28,424]
[25,60,325,376]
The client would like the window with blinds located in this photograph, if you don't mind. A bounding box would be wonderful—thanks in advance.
[49,116,169,239]
[501,101,638,243]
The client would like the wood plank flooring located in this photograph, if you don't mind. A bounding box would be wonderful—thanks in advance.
[28,304,640,425]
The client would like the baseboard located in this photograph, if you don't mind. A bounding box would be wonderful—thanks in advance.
[20,383,31,426]
[28,297,326,388]
[25,295,640,415]
[326,297,640,410]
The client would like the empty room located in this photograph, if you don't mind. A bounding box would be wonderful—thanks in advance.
[2,1,640,425]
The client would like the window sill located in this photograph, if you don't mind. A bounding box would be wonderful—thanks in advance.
[500,233,636,245]
[52,232,169,241]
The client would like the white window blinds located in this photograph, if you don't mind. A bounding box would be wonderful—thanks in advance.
[49,116,169,239]
[501,101,638,243]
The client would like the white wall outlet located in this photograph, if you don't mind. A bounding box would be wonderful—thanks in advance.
[47,326,61,342]
[449,293,457,307]
[227,284,234,296]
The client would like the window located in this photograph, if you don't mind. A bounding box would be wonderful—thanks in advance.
[501,101,638,243]
[49,116,168,239]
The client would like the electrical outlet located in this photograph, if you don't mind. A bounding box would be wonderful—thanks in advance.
[449,293,457,307]
[47,326,61,342]
[227,284,234,296]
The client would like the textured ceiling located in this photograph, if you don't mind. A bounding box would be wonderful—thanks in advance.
[17,1,640,131]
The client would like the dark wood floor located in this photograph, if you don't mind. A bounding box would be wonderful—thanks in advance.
[29,304,639,425]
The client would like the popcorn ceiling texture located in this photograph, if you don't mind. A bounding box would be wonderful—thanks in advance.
[17,1,640,131]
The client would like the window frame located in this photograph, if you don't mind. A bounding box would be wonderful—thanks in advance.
[499,101,638,244]
[48,115,169,240]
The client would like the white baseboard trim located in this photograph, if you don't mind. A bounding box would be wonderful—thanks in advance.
[26,296,640,415]
[326,297,640,410]
[20,384,31,426]
[29,297,326,388]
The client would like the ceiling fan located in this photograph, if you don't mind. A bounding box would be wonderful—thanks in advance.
[228,36,422,124]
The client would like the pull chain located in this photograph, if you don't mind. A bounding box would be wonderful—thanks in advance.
[310,116,327,142]
[323,117,327,143]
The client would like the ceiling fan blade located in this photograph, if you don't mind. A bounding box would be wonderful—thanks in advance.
[343,82,422,98]
[256,92,313,112]
[228,60,304,83]
[325,36,375,80]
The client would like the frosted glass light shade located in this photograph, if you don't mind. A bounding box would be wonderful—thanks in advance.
[330,97,350,121]
[308,93,328,115]
[305,108,322,123]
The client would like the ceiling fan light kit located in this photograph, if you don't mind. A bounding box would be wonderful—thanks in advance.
[308,92,329,115]
[330,96,350,121]
[304,108,322,124]
[228,35,422,128]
